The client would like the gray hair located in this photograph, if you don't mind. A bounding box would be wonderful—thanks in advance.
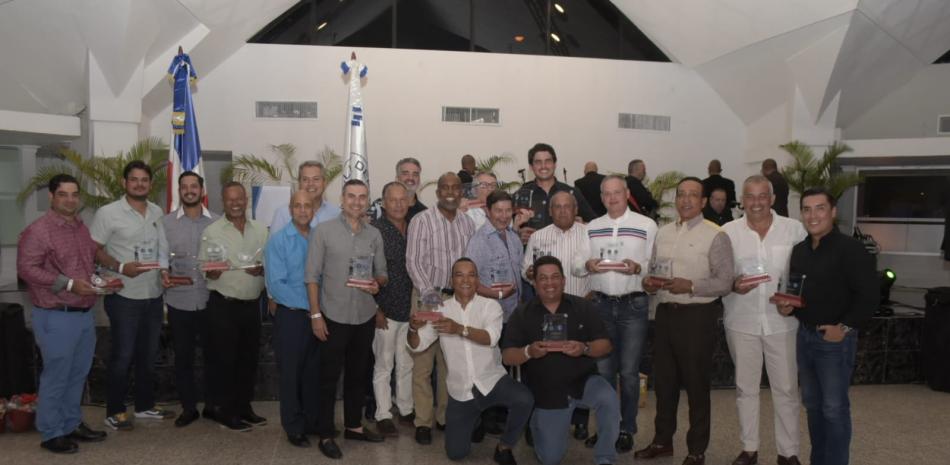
[298,160,326,174]
[395,157,421,174]
[381,181,408,198]
[743,174,774,195]
[600,174,628,194]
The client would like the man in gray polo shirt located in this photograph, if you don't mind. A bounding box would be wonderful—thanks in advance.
[306,180,388,460]
[91,161,173,431]
[160,171,217,427]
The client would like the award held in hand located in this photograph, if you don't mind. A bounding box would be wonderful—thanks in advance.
[598,241,628,271]
[737,258,771,287]
[647,258,673,286]
[167,253,196,286]
[234,248,263,270]
[346,255,375,288]
[90,268,124,294]
[540,313,569,351]
[415,289,445,322]
[771,272,806,307]
[490,266,512,291]
[134,240,161,270]
[199,240,230,272]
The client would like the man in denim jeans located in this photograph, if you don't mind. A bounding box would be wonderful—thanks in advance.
[777,188,877,465]
[574,175,657,453]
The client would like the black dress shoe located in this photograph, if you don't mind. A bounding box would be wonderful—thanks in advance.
[287,433,311,448]
[68,422,107,442]
[777,456,801,465]
[344,428,384,442]
[201,406,218,421]
[493,445,518,465]
[436,422,446,431]
[415,426,432,445]
[40,436,78,454]
[573,423,589,440]
[616,431,634,453]
[318,439,343,459]
[584,433,597,449]
[240,412,267,426]
[471,422,486,443]
[175,409,200,428]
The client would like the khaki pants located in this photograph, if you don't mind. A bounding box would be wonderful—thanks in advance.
[410,288,448,427]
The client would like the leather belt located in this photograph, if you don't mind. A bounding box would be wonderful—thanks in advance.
[40,305,91,313]
[211,291,257,303]
[593,291,647,301]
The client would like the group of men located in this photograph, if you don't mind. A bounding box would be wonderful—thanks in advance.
[17,143,875,465]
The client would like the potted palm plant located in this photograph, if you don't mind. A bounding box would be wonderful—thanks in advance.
[221,144,343,187]
[779,140,862,199]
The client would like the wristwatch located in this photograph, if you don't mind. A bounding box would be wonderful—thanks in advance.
[839,324,853,334]
[583,343,591,355]
[461,326,470,338]
[310,312,323,320]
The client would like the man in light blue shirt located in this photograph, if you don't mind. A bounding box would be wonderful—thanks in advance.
[465,190,523,321]
[266,190,318,448]
[269,161,341,232]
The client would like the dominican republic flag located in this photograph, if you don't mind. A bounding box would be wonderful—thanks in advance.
[341,52,370,189]
[166,48,203,212]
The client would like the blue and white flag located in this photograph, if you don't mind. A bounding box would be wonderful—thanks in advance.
[166,48,203,211]
[341,52,369,189]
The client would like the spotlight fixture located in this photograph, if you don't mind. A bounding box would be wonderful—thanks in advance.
[880,268,896,304]
[554,3,565,14]
[513,34,525,43]
[317,21,328,31]
[550,33,561,43]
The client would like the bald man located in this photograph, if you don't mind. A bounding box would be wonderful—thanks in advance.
[702,159,737,209]
[574,162,606,217]
[458,154,476,185]
[760,159,789,217]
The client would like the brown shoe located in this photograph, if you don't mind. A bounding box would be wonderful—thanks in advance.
[376,419,398,437]
[682,454,705,465]
[731,451,758,465]
[634,443,673,459]
[777,456,801,465]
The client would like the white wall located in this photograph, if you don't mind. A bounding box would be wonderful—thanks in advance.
[842,64,950,140]
[144,45,748,205]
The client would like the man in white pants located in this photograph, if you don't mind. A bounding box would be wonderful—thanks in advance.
[722,175,806,465]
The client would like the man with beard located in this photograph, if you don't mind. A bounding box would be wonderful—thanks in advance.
[368,157,427,221]
[702,188,734,227]
[18,174,108,453]
[91,161,173,431]
[160,171,217,427]
[269,161,341,232]
[406,172,476,445]
[200,182,269,432]
[513,143,595,244]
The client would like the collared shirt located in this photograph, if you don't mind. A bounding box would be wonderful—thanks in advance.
[162,206,217,310]
[367,196,427,222]
[406,207,475,293]
[575,209,657,296]
[199,216,268,300]
[513,180,596,229]
[265,222,310,310]
[789,229,878,329]
[17,211,98,309]
[702,205,733,227]
[269,200,340,232]
[371,216,412,322]
[652,215,734,304]
[305,214,388,324]
[722,212,806,336]
[410,295,507,401]
[465,222,524,320]
[500,295,608,409]
[465,207,488,231]
[522,222,590,297]
[89,196,167,300]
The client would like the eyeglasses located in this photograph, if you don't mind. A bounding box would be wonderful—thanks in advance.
[476,182,498,189]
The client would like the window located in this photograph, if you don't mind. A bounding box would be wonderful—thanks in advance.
[856,169,950,219]
[442,106,500,124]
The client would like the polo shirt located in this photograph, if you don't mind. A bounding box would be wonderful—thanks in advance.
[89,196,167,300]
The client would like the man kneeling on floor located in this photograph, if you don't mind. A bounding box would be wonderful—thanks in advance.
[408,258,533,465]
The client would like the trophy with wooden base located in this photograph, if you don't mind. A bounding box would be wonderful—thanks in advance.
[415,288,445,322]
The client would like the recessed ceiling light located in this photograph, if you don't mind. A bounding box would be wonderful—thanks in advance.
[513,34,525,43]
[554,3,565,14]
[550,33,561,43]
[317,21,327,31]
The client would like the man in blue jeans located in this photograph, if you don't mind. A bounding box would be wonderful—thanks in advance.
[574,174,657,452]
[777,187,876,465]
[502,256,618,465]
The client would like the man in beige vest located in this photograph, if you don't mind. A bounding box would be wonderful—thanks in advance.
[635,177,734,465]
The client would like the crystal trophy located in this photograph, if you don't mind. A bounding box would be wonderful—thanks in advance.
[772,272,806,307]
[167,252,196,286]
[540,313,569,351]
[598,241,628,271]
[647,258,674,286]
[490,266,512,291]
[737,257,771,287]
[531,242,553,263]
[346,255,375,288]
[90,267,123,294]
[133,239,161,270]
[463,182,485,209]
[234,248,263,271]
[199,239,231,272]
[415,288,445,322]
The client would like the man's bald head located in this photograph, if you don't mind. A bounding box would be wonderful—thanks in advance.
[583,162,598,174]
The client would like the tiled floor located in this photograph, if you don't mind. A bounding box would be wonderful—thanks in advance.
[2,384,948,464]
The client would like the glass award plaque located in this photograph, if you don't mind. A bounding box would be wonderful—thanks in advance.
[234,248,263,271]
[133,239,161,270]
[415,288,445,322]
[540,313,569,351]
[490,266,512,290]
[737,258,771,287]
[771,272,806,307]
[167,253,195,286]
[598,241,628,271]
[531,242,553,263]
[346,255,375,288]
[91,267,123,294]
[647,258,673,286]
[200,240,231,272]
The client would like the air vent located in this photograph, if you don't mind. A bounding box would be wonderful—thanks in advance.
[255,101,318,119]
[442,106,500,125]
[938,115,950,134]
[619,113,671,131]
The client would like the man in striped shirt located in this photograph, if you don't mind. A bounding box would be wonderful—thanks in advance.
[406,172,476,445]
[521,191,590,298]
[575,175,658,453]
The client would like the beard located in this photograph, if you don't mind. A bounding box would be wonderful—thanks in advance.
[181,195,202,207]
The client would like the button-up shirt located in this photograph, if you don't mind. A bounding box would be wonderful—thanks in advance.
[371,216,412,322]
[265,222,311,310]
[199,216,268,300]
[522,222,590,297]
[410,295,506,401]
[162,206,217,310]
[513,180,597,229]
[406,208,475,293]
[465,222,524,320]
[17,211,98,309]
[89,196,167,300]
[269,200,340,233]
[722,212,806,336]
[575,209,657,296]
[465,207,488,230]
[305,214,387,324]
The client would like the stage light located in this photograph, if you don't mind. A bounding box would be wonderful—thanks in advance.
[550,33,561,43]
[317,21,327,31]
[880,268,896,304]
[554,3,565,14]
[513,34,525,43]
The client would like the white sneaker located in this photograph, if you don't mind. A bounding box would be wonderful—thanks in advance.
[134,408,175,420]
[104,412,134,431]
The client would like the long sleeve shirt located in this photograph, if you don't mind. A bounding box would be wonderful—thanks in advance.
[789,229,878,329]
[652,215,734,304]
[269,201,340,232]
[522,222,590,297]
[465,222,524,320]
[17,211,98,309]
[406,208,475,294]
[265,222,311,310]
[512,180,597,229]
[574,210,657,296]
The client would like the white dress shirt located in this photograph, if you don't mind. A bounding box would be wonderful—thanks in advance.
[722,211,807,336]
[522,222,590,297]
[409,295,507,401]
[574,209,657,296]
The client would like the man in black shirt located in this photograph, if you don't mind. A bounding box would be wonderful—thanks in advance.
[573,162,606,217]
[626,159,659,218]
[702,159,737,209]
[513,143,596,244]
[501,256,617,465]
[761,159,789,217]
[458,154,476,185]
[702,187,733,226]
[776,187,876,465]
[367,157,428,221]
